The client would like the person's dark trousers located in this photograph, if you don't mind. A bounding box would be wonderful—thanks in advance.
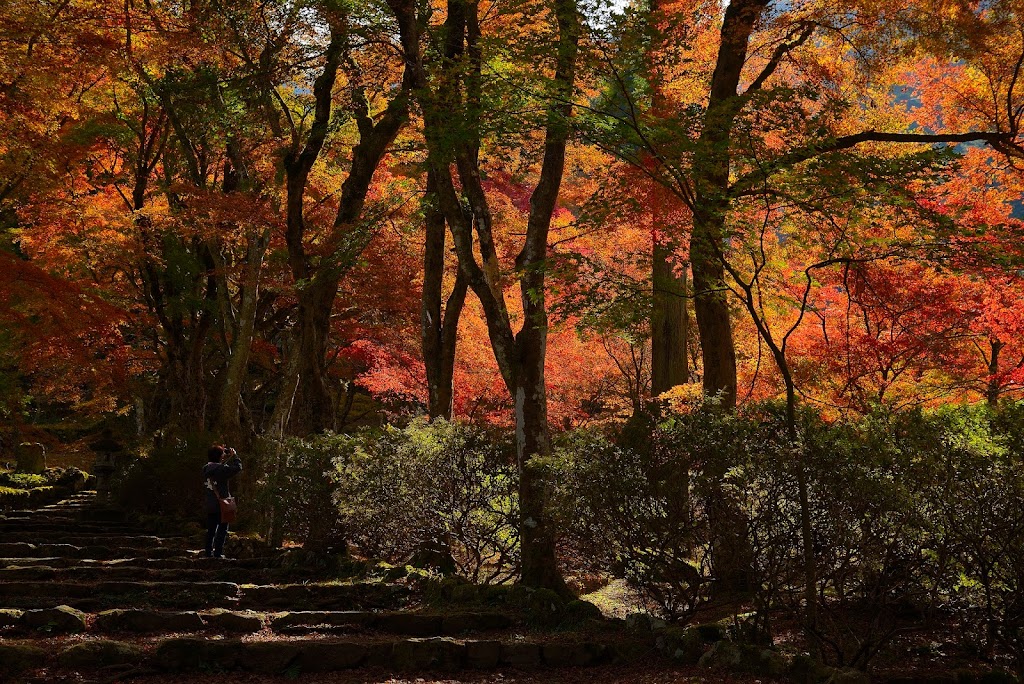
[205,511,228,558]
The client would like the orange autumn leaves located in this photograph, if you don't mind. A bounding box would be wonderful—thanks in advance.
[2,0,1024,427]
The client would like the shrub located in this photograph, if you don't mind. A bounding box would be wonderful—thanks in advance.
[553,400,1003,670]
[247,433,355,551]
[554,406,746,621]
[116,432,217,520]
[918,405,1024,675]
[333,418,520,583]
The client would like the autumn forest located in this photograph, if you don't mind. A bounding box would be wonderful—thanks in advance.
[3,0,1024,680]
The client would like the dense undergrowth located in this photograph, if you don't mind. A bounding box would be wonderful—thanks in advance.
[112,400,1024,674]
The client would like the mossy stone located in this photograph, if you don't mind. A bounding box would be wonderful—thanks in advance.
[0,642,47,674]
[202,609,263,633]
[465,640,502,668]
[562,599,603,624]
[0,608,23,628]
[392,637,465,670]
[58,640,143,668]
[20,605,87,633]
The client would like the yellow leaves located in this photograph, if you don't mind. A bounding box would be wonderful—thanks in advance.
[658,382,706,413]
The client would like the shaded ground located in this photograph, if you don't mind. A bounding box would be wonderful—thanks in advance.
[16,664,778,684]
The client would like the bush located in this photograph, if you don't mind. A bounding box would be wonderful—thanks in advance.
[554,399,1024,673]
[919,405,1024,675]
[554,406,744,621]
[248,433,355,551]
[116,433,217,520]
[332,418,520,583]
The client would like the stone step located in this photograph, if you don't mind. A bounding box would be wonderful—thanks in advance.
[0,564,284,583]
[0,512,136,522]
[162,635,654,671]
[0,524,145,536]
[270,610,513,636]
[5,509,130,523]
[0,608,514,638]
[236,582,412,611]
[0,542,187,559]
[0,635,656,675]
[0,523,140,532]
[0,581,242,610]
[0,533,185,546]
[0,555,282,570]
[0,607,264,634]
[0,580,411,611]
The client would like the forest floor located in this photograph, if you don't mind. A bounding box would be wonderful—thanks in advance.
[19,664,776,683]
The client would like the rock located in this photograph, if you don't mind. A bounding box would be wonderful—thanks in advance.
[237,642,302,673]
[825,667,871,684]
[294,641,366,671]
[365,642,396,668]
[518,587,567,627]
[562,599,604,624]
[0,608,23,627]
[392,637,465,670]
[609,639,656,663]
[58,640,143,668]
[373,612,442,636]
[739,645,789,676]
[790,654,836,684]
[15,443,46,474]
[95,609,204,633]
[154,638,233,670]
[699,640,742,669]
[270,611,369,630]
[202,609,263,633]
[441,612,513,635]
[542,641,605,667]
[699,642,787,676]
[626,612,668,632]
[0,642,47,674]
[501,641,542,667]
[465,640,503,668]
[655,626,704,664]
[20,605,86,633]
[449,584,480,604]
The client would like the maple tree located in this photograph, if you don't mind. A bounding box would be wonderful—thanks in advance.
[584,0,1024,410]
[6,0,1024,606]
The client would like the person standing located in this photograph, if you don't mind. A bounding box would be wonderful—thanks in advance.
[203,445,242,558]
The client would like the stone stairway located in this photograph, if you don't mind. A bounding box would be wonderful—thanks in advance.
[0,492,658,680]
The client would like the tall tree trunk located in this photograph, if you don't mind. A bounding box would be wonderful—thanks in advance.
[279,15,411,433]
[291,275,340,432]
[647,0,689,401]
[422,170,468,419]
[651,237,689,397]
[515,341,561,588]
[986,338,1003,408]
[691,207,737,406]
[216,228,272,439]
[689,0,767,409]
[404,0,578,592]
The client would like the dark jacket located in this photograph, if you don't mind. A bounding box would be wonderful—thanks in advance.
[203,457,242,514]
